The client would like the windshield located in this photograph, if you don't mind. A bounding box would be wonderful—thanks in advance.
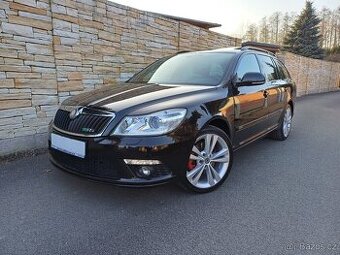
[128,52,235,86]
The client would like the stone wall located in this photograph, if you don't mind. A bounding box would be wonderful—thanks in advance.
[0,0,240,155]
[280,51,340,96]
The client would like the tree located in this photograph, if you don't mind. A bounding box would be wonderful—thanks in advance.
[279,12,291,44]
[319,7,332,48]
[283,1,324,59]
[243,23,258,42]
[259,17,270,43]
[269,12,281,44]
[241,4,339,58]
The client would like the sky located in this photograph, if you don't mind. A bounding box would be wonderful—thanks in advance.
[111,0,339,38]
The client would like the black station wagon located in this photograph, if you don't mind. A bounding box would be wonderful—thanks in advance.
[49,46,295,193]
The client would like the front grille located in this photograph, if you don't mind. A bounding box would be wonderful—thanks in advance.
[53,108,112,135]
[50,148,132,180]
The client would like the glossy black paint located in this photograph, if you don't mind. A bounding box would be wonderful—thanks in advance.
[237,72,266,86]
[49,48,296,186]
[49,128,194,186]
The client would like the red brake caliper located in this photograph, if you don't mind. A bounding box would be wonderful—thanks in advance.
[187,159,197,171]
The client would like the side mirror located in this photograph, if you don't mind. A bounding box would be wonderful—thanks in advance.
[237,72,265,86]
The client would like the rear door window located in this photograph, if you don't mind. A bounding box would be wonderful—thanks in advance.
[274,59,291,80]
[257,54,279,81]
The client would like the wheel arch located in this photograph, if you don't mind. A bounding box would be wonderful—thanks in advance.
[203,117,232,140]
[288,100,294,116]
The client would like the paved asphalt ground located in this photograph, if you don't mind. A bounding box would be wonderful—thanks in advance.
[1,92,340,255]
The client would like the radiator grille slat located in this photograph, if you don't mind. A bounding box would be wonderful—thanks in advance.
[54,109,112,135]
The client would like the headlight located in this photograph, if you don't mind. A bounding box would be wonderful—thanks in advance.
[112,108,187,136]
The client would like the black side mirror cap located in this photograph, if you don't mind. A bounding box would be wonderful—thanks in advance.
[237,72,266,87]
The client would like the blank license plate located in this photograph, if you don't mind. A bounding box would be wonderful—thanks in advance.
[51,133,86,158]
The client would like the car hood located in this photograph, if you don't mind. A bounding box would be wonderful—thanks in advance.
[62,83,215,113]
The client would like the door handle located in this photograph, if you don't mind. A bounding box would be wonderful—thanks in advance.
[263,90,269,98]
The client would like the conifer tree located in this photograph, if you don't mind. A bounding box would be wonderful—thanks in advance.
[283,1,324,59]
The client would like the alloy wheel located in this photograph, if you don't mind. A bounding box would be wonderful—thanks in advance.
[282,106,292,137]
[186,133,230,189]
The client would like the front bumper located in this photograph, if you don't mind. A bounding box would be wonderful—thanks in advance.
[48,129,195,186]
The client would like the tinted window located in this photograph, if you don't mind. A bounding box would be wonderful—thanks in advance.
[128,52,235,86]
[274,59,291,79]
[273,59,285,79]
[236,54,260,81]
[257,55,279,81]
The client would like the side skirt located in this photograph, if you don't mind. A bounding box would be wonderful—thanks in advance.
[233,124,279,152]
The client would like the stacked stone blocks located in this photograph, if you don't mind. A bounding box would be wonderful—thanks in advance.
[281,52,340,97]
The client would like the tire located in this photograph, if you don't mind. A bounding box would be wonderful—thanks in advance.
[179,125,233,193]
[268,104,293,141]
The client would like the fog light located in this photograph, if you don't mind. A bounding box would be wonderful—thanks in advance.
[124,159,162,165]
[140,166,152,177]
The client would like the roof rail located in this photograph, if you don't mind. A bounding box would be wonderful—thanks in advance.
[241,46,276,56]
[241,41,280,55]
